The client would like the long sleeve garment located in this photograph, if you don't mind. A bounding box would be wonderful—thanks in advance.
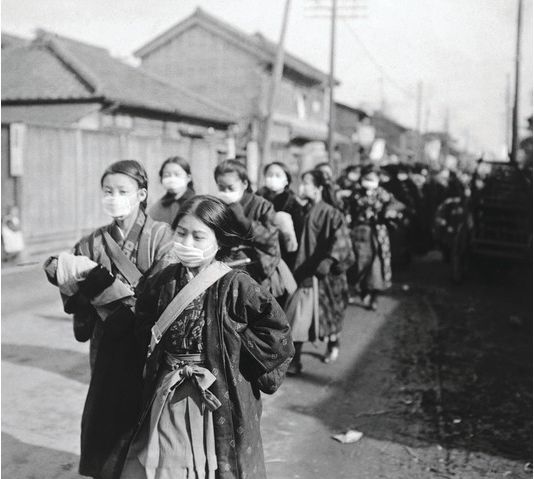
[124,264,294,479]
[293,201,354,340]
[52,214,174,479]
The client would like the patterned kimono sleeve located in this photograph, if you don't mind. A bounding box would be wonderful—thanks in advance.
[227,273,294,392]
[330,210,356,273]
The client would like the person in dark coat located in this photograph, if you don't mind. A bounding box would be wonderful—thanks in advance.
[148,156,195,228]
[286,170,354,374]
[43,160,174,478]
[214,160,282,291]
[257,161,305,269]
[119,195,294,479]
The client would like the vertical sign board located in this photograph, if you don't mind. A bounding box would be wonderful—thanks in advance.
[9,123,26,176]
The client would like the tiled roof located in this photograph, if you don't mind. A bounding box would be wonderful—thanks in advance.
[135,7,333,85]
[2,30,236,125]
[2,44,95,100]
[1,32,30,49]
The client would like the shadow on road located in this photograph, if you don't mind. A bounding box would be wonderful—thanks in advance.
[1,432,81,478]
[2,344,90,385]
[290,254,532,462]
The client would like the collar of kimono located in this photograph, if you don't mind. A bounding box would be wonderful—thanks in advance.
[110,209,146,261]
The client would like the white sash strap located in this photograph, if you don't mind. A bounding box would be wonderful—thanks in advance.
[147,261,231,357]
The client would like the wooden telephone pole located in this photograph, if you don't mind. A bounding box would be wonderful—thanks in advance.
[327,0,338,165]
[261,0,292,169]
[510,0,523,163]
[305,0,367,167]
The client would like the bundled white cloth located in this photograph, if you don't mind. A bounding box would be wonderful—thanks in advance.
[55,252,99,296]
[273,211,298,253]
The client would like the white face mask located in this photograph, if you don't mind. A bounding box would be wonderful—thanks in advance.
[172,241,218,268]
[162,176,188,194]
[102,195,135,218]
[361,180,379,190]
[264,176,288,193]
[217,190,243,205]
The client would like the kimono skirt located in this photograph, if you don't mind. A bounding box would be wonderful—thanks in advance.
[352,223,392,292]
[121,352,219,479]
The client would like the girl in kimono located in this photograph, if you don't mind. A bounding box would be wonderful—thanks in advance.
[257,161,304,269]
[349,165,400,310]
[44,160,174,479]
[148,156,196,228]
[287,170,354,375]
[213,159,282,290]
[120,195,294,479]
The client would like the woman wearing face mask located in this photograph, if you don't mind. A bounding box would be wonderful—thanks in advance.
[257,162,304,269]
[43,160,174,479]
[285,170,354,375]
[120,195,294,479]
[348,165,399,311]
[148,157,195,227]
[213,159,281,287]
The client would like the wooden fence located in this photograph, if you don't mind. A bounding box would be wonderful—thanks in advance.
[2,124,222,256]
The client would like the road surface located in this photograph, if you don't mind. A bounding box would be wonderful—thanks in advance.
[2,254,532,478]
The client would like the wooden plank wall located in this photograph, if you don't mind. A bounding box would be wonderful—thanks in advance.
[19,125,221,255]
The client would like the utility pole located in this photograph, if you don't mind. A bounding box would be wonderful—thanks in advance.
[505,73,512,151]
[415,80,423,162]
[305,0,366,167]
[379,76,386,113]
[511,0,523,163]
[443,107,450,163]
[424,106,430,134]
[327,0,338,165]
[261,0,292,169]
[415,81,423,133]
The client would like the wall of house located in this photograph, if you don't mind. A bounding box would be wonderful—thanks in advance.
[257,70,327,124]
[11,124,224,256]
[1,125,17,215]
[139,25,262,119]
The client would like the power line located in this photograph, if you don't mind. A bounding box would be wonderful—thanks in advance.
[341,19,415,99]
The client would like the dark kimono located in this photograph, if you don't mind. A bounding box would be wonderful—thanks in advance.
[125,264,294,479]
[147,188,195,228]
[60,214,174,478]
[348,186,397,292]
[257,187,305,269]
[293,201,354,340]
[227,190,281,284]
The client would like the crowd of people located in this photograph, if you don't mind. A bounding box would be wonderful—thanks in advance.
[42,155,471,479]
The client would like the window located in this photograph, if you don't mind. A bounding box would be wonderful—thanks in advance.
[296,91,307,120]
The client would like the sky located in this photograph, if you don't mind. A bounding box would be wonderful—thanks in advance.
[2,0,533,156]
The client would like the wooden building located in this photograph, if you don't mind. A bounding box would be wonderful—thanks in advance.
[1,29,236,258]
[134,8,345,181]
